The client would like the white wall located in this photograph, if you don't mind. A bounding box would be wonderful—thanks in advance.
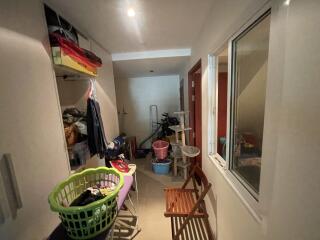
[264,0,320,239]
[183,0,320,240]
[115,75,180,147]
[0,0,70,239]
[183,0,269,237]
[0,0,119,238]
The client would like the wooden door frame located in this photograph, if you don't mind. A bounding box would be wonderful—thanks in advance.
[179,78,185,111]
[188,59,202,167]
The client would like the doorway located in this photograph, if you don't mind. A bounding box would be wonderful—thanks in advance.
[188,60,202,167]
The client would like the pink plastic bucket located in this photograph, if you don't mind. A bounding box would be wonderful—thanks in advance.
[152,140,169,160]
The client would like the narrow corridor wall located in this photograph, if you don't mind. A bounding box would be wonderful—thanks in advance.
[0,0,119,239]
[115,75,180,147]
[0,0,70,239]
[184,0,320,240]
[183,0,270,239]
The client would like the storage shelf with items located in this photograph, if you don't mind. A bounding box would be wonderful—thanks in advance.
[44,4,103,172]
[62,107,90,171]
[52,48,97,77]
[45,4,101,79]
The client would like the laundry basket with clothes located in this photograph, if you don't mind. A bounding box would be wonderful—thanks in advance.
[48,167,124,240]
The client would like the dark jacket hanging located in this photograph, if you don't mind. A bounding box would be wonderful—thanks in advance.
[87,98,107,158]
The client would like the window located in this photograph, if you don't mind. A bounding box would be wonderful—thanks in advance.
[214,46,229,161]
[229,11,271,196]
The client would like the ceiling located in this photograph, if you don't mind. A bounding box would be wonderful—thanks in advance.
[46,0,214,78]
[46,0,213,53]
[113,56,188,79]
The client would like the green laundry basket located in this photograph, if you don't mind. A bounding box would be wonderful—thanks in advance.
[48,167,124,239]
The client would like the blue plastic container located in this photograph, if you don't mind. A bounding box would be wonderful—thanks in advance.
[152,159,171,175]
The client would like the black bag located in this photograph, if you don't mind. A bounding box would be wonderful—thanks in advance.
[44,4,78,44]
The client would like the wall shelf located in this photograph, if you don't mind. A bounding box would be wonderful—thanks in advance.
[52,46,97,78]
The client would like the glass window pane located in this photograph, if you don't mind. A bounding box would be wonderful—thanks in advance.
[230,12,271,194]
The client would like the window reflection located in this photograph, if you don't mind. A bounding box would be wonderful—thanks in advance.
[230,12,271,194]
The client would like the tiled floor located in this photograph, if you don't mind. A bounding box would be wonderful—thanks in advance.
[129,157,184,240]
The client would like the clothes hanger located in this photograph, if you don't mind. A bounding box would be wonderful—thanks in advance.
[86,79,97,100]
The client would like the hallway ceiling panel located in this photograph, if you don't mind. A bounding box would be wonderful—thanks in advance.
[113,56,189,78]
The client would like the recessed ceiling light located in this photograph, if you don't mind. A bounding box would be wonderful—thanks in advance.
[127,8,136,17]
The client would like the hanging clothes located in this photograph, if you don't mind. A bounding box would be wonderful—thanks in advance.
[105,135,126,160]
[86,97,107,158]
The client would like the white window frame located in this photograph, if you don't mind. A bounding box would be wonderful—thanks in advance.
[207,5,272,221]
[208,46,228,168]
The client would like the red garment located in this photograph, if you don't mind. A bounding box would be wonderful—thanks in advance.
[110,160,130,173]
[50,33,102,68]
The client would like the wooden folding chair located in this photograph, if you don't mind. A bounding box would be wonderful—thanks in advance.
[164,166,215,240]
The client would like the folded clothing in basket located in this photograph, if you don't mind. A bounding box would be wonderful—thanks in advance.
[69,185,116,207]
[70,189,104,207]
